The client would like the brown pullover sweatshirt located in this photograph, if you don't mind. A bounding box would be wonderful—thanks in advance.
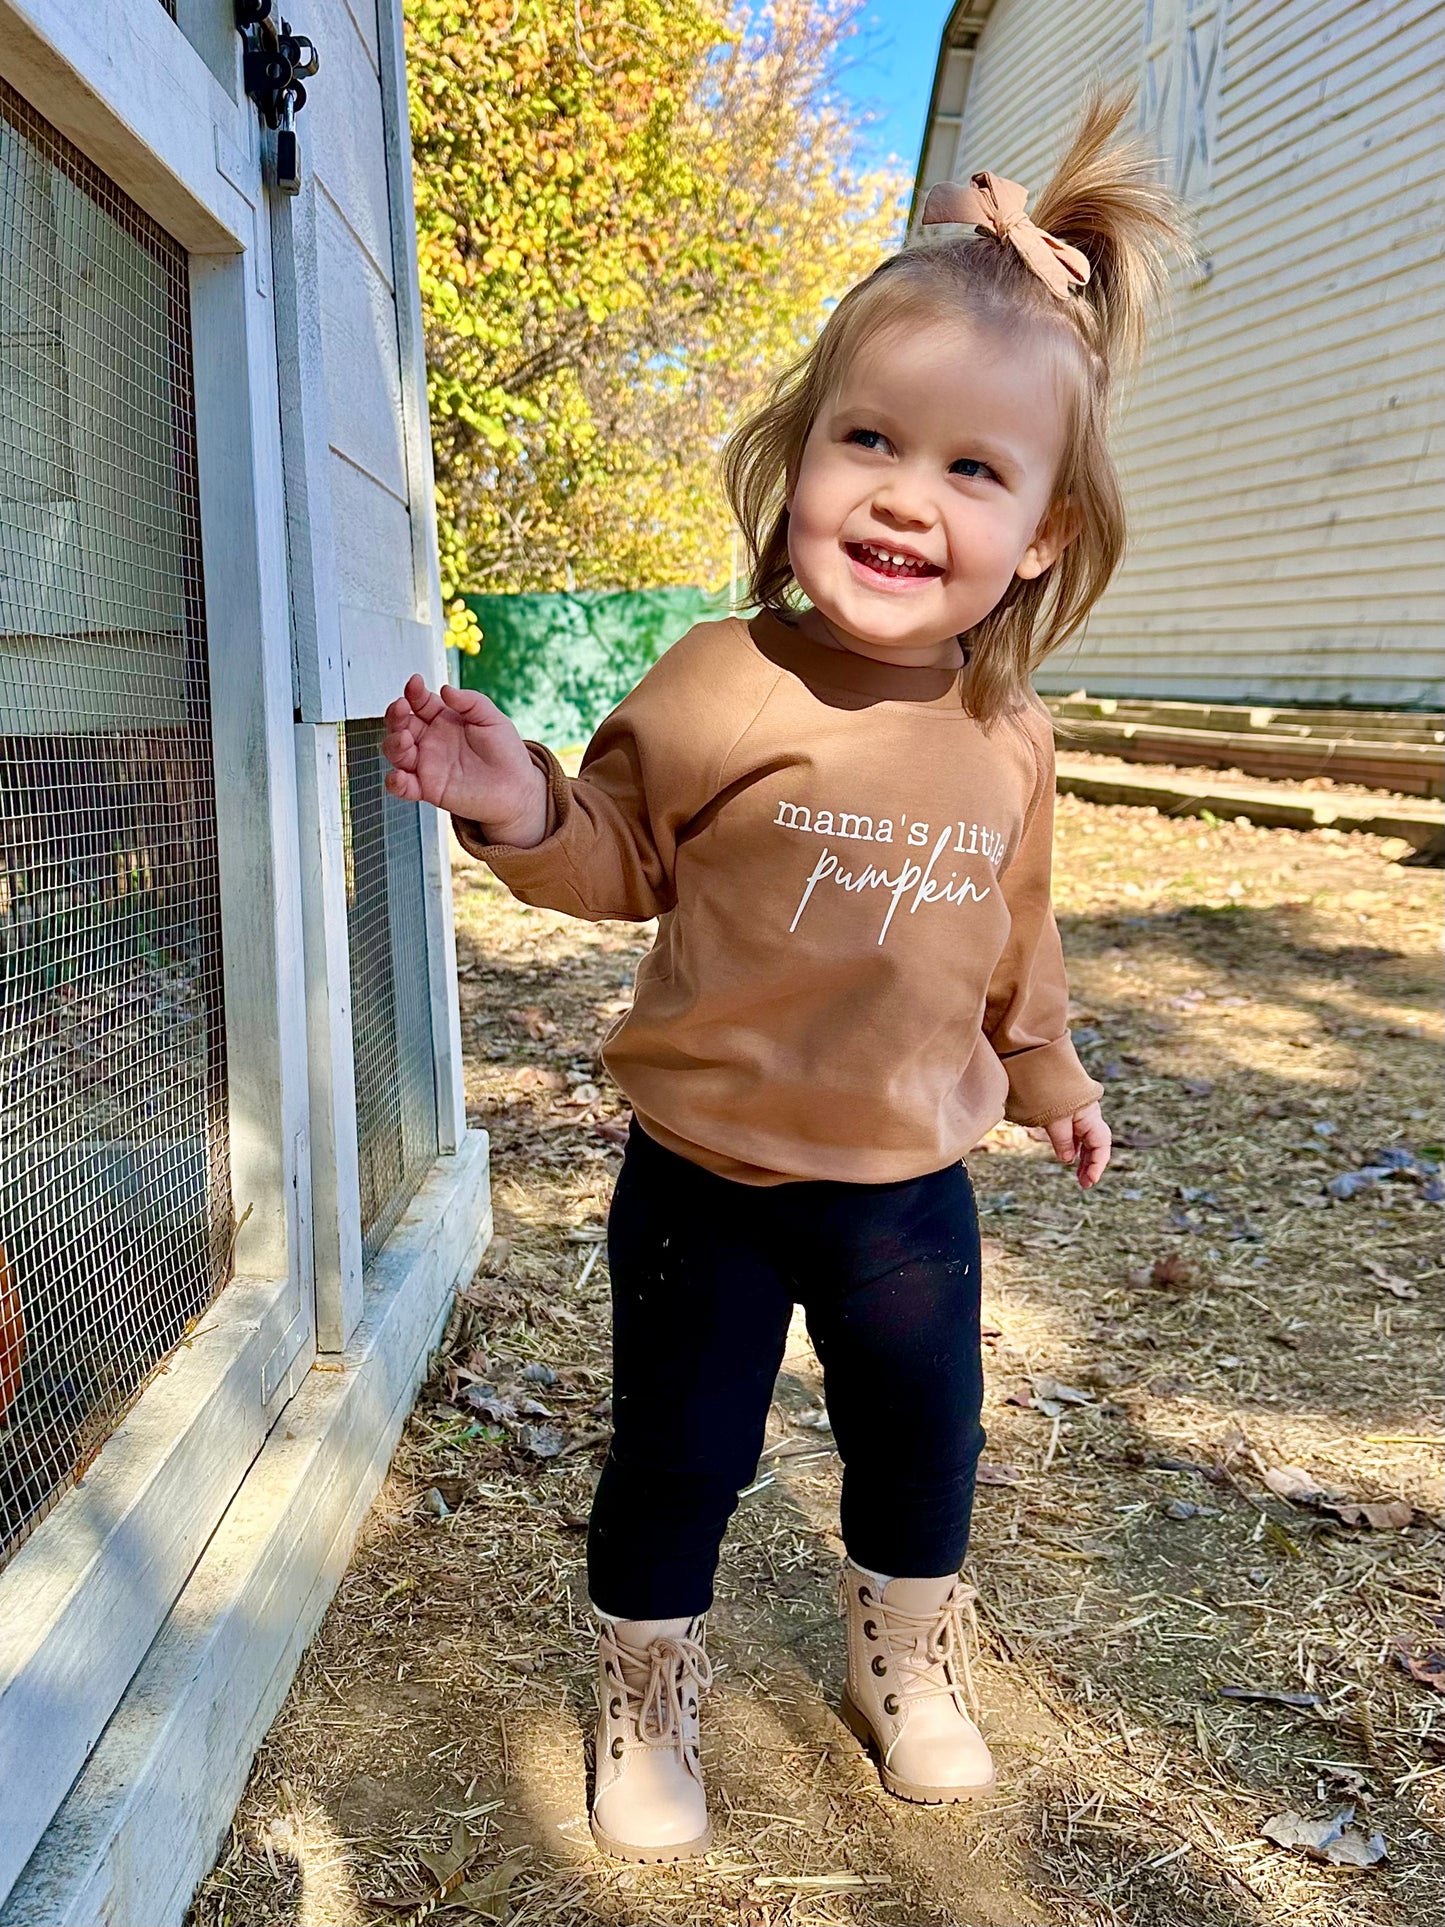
[455,611,1102,1185]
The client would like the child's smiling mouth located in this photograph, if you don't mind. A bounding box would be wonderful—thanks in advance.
[844,540,944,588]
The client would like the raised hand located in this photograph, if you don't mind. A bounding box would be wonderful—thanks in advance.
[381,675,549,848]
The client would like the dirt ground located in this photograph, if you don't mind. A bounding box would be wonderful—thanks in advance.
[191,789,1444,1927]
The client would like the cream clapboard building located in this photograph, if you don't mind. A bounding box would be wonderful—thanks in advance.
[916,0,1445,709]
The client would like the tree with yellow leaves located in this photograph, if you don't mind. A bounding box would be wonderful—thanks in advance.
[406,0,904,609]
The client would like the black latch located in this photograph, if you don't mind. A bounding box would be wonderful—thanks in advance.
[234,0,319,194]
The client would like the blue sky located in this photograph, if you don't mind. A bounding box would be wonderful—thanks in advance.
[831,0,957,183]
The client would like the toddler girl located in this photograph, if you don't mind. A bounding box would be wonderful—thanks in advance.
[383,93,1186,1861]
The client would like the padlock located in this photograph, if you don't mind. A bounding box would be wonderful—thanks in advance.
[274,88,302,194]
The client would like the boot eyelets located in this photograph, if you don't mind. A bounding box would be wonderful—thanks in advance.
[870,1654,888,1677]
[883,1693,900,1716]
[609,1697,621,1718]
[857,1586,872,1604]
[863,1619,877,1640]
[610,1736,625,1759]
[688,1698,697,1714]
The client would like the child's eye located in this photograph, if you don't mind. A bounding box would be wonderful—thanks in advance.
[846,428,891,453]
[950,457,997,481]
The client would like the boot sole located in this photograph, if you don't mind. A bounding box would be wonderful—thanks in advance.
[589,1815,712,1864]
[839,1689,996,1805]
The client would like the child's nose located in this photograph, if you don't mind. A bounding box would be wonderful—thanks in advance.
[871,472,936,528]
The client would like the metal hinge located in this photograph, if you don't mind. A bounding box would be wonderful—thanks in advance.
[234,0,320,194]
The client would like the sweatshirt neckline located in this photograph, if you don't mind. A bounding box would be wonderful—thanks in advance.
[746,610,968,707]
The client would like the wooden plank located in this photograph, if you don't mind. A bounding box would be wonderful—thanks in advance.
[420,800,467,1156]
[333,0,382,75]
[316,194,409,499]
[270,181,346,724]
[0,1134,492,1927]
[0,0,251,252]
[0,1270,300,1903]
[373,0,462,1139]
[376,0,446,637]
[294,727,366,1350]
[1047,697,1445,743]
[330,457,416,625]
[1051,757,1444,857]
[190,254,313,1292]
[309,12,393,286]
[340,604,441,721]
[1051,719,1444,799]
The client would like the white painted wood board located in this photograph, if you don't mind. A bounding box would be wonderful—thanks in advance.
[340,604,441,719]
[329,455,417,627]
[317,191,409,499]
[0,1133,491,1927]
[191,250,314,1295]
[270,179,347,722]
[309,3,394,287]
[294,725,366,1350]
[0,1270,301,1902]
[0,0,252,252]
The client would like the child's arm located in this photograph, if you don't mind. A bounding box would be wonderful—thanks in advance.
[983,710,1110,1188]
[382,633,740,922]
[383,676,549,846]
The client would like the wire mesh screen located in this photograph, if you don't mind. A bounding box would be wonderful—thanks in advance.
[339,723,438,1266]
[0,81,231,1567]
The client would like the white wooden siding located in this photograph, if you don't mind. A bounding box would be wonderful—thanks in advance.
[937,0,1445,706]
[304,0,440,711]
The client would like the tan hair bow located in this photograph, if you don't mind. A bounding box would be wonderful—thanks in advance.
[921,172,1090,300]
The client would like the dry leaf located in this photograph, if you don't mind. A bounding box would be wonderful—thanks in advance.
[462,1386,516,1424]
[514,1065,567,1092]
[1261,1463,1333,1505]
[1391,1641,1445,1694]
[1362,1256,1420,1299]
[509,1004,557,1040]
[976,1463,1021,1486]
[1322,1498,1414,1531]
[516,1422,568,1459]
[1260,1808,1386,1869]
[1218,1685,1320,1709]
[1031,1374,1094,1407]
[1128,1252,1197,1289]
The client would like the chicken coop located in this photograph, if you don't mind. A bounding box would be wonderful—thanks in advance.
[0,3,490,1921]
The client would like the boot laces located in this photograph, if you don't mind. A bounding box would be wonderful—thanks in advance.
[607,1624,713,1748]
[876,1581,982,1720]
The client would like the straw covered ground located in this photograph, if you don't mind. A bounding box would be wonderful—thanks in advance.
[192,790,1443,1927]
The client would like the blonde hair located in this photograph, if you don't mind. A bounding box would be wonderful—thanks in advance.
[722,92,1192,725]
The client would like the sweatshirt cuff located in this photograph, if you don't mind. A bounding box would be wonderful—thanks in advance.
[451,742,572,865]
[998,1034,1104,1127]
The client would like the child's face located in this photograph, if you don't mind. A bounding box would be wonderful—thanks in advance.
[787,314,1074,667]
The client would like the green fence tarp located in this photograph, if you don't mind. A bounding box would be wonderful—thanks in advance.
[456,588,729,747]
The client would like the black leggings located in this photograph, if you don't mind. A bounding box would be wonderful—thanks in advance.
[587,1123,986,1620]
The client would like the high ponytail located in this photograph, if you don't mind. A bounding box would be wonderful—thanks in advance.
[1030,88,1192,374]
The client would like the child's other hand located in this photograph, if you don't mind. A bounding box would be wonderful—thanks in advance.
[381,675,548,847]
[1040,1102,1111,1190]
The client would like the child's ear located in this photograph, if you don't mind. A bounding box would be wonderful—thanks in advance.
[1016,498,1082,581]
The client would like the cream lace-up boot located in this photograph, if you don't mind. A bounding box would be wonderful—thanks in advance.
[590,1615,713,1861]
[839,1565,996,1802]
